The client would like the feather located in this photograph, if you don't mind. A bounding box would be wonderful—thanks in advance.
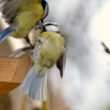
[0,27,13,43]
[20,66,47,101]
[56,51,66,78]
[0,0,21,23]
[0,0,31,23]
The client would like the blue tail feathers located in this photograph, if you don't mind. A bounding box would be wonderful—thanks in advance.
[0,27,13,44]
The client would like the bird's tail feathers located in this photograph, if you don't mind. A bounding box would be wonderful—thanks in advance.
[20,67,47,101]
[0,27,13,44]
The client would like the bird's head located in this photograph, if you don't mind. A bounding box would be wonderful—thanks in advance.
[43,22,59,32]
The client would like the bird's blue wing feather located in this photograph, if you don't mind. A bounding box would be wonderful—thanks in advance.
[0,27,13,44]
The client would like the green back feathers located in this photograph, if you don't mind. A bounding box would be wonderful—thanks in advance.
[11,1,44,38]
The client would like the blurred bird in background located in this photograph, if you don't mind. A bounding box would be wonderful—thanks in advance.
[0,0,48,44]
[20,22,65,101]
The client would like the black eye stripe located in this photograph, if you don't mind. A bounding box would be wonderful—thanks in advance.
[44,23,58,27]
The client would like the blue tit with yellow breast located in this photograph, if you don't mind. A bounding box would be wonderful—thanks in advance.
[20,22,65,100]
[0,0,48,43]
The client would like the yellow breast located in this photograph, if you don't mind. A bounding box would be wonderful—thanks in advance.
[37,32,65,68]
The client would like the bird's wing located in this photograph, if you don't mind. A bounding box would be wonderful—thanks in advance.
[32,37,43,61]
[0,0,22,23]
[56,50,66,78]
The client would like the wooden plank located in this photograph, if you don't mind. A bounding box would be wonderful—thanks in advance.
[0,54,31,95]
[0,57,19,82]
[12,54,31,83]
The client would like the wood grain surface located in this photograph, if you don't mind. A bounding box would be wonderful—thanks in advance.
[0,54,31,95]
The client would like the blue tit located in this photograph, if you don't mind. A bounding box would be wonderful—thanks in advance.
[20,23,65,101]
[0,0,48,43]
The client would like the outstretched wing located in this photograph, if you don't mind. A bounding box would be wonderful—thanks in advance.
[0,0,21,23]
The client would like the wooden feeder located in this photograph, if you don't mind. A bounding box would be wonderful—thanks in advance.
[0,54,31,95]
